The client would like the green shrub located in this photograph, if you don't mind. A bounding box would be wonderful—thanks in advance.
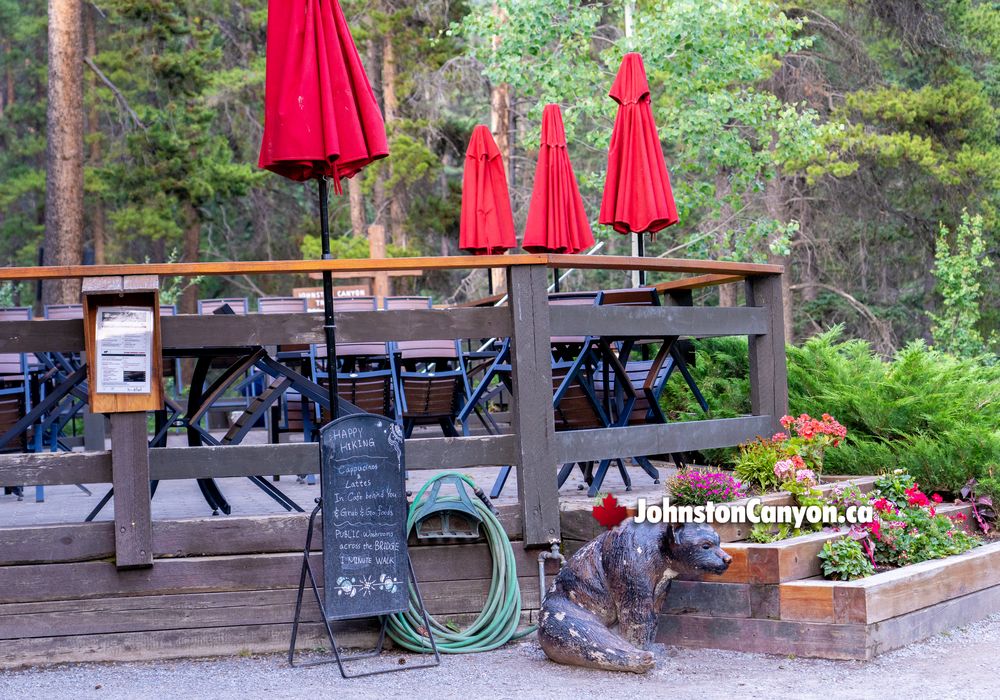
[662,328,1000,492]
[979,476,1000,504]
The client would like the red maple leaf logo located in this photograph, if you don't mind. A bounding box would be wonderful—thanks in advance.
[592,493,628,529]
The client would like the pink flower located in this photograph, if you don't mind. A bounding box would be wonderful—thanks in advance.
[795,468,817,487]
[931,493,943,503]
[774,459,796,482]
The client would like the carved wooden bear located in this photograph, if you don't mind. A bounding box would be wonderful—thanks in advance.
[538,521,731,673]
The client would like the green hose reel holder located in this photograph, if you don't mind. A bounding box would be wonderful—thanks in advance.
[411,475,483,540]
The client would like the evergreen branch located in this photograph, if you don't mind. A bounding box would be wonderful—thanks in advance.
[83,56,145,131]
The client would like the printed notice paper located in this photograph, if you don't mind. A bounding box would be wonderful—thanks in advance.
[95,306,153,394]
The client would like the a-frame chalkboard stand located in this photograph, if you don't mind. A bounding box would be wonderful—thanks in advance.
[287,499,440,677]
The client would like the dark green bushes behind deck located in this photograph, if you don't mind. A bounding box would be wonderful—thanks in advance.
[660,329,1000,491]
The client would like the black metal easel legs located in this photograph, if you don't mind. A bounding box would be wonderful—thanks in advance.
[288,499,440,677]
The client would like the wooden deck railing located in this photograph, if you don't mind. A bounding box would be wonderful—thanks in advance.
[0,255,787,555]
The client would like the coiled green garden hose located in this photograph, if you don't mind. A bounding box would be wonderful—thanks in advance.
[385,471,535,653]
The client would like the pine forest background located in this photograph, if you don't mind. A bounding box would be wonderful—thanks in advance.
[0,0,997,356]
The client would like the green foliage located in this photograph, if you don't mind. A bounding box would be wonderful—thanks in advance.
[929,210,996,357]
[818,538,875,581]
[300,234,408,261]
[459,0,822,261]
[788,330,1000,490]
[733,438,784,493]
[663,329,1000,491]
[978,477,1000,505]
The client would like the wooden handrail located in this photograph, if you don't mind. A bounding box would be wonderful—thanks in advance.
[0,254,782,281]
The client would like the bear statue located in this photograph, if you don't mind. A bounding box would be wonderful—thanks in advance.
[538,521,731,673]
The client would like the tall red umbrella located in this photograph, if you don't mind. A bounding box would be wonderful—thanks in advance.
[459,126,516,293]
[599,52,678,284]
[522,104,595,291]
[258,0,387,417]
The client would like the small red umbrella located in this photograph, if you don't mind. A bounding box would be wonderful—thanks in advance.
[599,52,678,283]
[258,0,387,418]
[459,126,516,294]
[523,104,594,290]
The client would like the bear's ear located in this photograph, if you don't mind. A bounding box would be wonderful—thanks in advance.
[670,522,685,545]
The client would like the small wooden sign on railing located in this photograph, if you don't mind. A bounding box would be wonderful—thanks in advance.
[81,275,163,413]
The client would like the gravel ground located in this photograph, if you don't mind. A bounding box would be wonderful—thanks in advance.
[3,613,999,700]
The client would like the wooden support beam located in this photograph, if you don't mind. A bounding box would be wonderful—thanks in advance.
[109,413,153,569]
[746,273,788,435]
[508,264,560,548]
[553,415,773,464]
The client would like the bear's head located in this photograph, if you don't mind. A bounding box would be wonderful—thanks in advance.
[662,523,732,576]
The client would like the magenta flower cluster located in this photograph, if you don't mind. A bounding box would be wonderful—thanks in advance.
[669,470,747,506]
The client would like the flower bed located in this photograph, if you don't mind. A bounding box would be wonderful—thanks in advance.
[657,465,999,659]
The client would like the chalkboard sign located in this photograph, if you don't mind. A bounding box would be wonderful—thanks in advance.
[320,414,409,621]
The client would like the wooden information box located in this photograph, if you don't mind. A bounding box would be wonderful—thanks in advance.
[81,275,163,414]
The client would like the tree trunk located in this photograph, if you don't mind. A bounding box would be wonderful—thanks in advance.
[348,176,365,237]
[713,170,738,307]
[43,0,85,305]
[1,42,9,117]
[84,4,106,264]
[381,34,406,249]
[179,205,201,314]
[764,175,794,343]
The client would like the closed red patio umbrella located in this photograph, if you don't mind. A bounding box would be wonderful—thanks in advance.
[522,104,594,291]
[599,52,678,284]
[459,126,516,292]
[259,0,387,186]
[258,0,387,417]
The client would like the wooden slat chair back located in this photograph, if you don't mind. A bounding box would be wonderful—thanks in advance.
[302,296,395,436]
[383,296,432,310]
[548,291,600,351]
[0,306,32,322]
[197,298,249,315]
[313,296,387,360]
[257,297,309,354]
[43,304,83,320]
[257,297,308,314]
[0,308,29,382]
[381,298,469,437]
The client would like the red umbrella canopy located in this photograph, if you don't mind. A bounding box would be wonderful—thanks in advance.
[459,125,517,255]
[599,52,679,235]
[522,104,595,254]
[258,0,388,188]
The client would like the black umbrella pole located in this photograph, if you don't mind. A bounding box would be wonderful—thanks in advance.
[553,268,561,293]
[318,177,339,421]
[637,235,646,286]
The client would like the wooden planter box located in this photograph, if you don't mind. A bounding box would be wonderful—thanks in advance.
[658,539,1000,660]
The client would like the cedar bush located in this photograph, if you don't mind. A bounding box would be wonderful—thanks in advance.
[661,328,1000,491]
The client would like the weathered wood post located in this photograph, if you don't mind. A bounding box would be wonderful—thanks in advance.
[81,275,162,569]
[507,264,561,548]
[745,272,789,435]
